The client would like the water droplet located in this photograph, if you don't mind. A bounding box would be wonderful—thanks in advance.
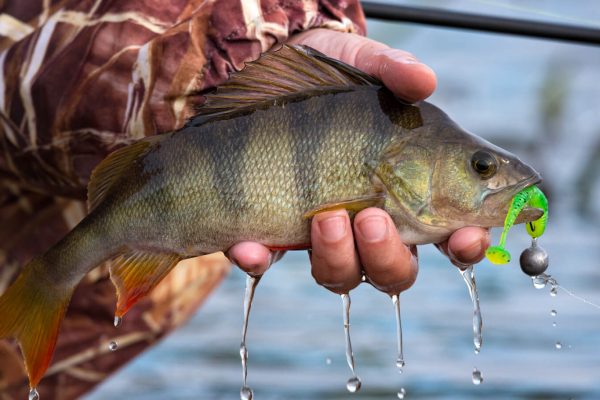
[395,357,406,371]
[240,386,253,400]
[550,309,557,317]
[109,341,118,351]
[325,357,332,365]
[341,294,361,392]
[550,286,558,297]
[397,387,406,399]
[29,388,39,400]
[552,321,557,327]
[532,275,547,289]
[361,274,367,282]
[240,275,261,392]
[555,341,562,350]
[391,295,405,374]
[472,368,483,385]
[460,266,483,353]
[114,316,122,327]
[346,376,361,393]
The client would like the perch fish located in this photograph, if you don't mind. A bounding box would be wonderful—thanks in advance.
[0,45,544,390]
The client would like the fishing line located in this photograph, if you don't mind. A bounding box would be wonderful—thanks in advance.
[536,273,600,311]
[558,285,600,311]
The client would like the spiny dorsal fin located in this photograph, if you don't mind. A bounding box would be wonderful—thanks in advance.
[87,138,157,212]
[109,249,182,317]
[187,45,381,126]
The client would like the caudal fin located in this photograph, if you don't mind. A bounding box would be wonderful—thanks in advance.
[0,263,72,388]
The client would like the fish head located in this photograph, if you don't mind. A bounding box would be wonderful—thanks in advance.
[430,133,543,228]
[379,102,542,240]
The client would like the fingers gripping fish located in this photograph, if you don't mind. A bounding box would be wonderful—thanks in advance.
[0,45,544,390]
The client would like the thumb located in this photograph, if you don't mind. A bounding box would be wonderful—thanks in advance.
[288,28,437,102]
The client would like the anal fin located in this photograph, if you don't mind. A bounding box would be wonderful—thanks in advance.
[303,193,386,219]
[109,250,182,317]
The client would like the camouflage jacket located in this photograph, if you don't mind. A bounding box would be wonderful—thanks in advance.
[0,1,365,399]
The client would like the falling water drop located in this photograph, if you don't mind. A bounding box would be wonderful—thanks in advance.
[391,294,405,374]
[109,341,118,351]
[325,357,332,365]
[552,321,557,327]
[396,358,406,370]
[28,388,39,400]
[346,376,361,393]
[550,309,557,317]
[460,266,483,354]
[114,316,122,328]
[240,386,253,400]
[240,275,261,400]
[555,341,563,350]
[341,293,361,393]
[397,387,406,399]
[550,285,558,297]
[472,368,483,385]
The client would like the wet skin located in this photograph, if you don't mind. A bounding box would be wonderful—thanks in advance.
[228,29,490,294]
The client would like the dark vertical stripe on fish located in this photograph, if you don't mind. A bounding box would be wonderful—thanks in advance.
[289,96,326,210]
[206,118,251,218]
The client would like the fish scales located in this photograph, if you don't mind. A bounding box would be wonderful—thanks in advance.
[97,89,396,255]
[0,45,544,390]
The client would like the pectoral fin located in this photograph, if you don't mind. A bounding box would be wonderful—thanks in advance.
[303,193,386,218]
[110,250,182,317]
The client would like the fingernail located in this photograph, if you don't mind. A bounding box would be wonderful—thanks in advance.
[450,239,485,264]
[386,51,420,64]
[357,216,388,243]
[399,56,420,64]
[317,216,346,242]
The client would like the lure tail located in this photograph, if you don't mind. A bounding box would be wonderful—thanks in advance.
[0,260,73,388]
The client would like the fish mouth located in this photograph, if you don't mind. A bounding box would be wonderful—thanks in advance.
[508,173,544,224]
[481,172,543,226]
[513,173,543,195]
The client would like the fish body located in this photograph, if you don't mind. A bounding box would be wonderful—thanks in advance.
[0,45,542,389]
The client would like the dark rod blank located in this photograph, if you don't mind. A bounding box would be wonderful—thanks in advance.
[362,2,600,46]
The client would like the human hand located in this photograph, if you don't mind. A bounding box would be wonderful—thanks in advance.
[227,29,490,294]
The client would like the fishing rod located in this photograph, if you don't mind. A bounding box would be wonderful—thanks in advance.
[361,2,600,46]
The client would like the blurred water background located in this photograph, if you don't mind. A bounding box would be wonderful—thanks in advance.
[86,0,600,398]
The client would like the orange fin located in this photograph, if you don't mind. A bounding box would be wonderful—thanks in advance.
[303,194,386,219]
[87,138,158,212]
[110,250,182,317]
[0,262,73,388]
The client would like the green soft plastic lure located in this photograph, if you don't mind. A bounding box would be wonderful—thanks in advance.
[485,185,548,264]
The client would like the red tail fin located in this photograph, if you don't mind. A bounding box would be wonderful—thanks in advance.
[0,263,72,388]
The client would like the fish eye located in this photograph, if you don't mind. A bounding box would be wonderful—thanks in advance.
[471,150,497,179]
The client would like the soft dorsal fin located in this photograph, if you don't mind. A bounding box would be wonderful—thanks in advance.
[87,138,157,212]
[187,45,381,126]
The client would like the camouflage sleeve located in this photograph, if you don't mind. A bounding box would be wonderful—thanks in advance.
[0,1,365,399]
